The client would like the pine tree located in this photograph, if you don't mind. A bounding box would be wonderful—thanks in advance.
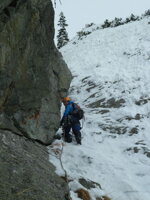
[125,17,130,23]
[111,17,123,27]
[57,12,69,49]
[144,9,150,16]
[101,19,111,28]
[129,14,138,21]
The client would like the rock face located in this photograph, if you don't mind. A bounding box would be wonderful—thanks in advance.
[0,0,72,144]
[0,130,69,200]
[0,0,72,199]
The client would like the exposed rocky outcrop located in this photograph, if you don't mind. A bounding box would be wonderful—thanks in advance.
[88,98,125,109]
[79,178,101,190]
[0,0,72,144]
[0,130,69,200]
[0,0,72,199]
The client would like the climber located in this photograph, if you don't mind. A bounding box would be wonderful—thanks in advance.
[60,97,82,145]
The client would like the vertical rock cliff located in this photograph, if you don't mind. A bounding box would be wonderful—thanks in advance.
[0,0,72,144]
[0,0,72,199]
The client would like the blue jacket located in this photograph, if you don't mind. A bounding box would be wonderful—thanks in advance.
[63,101,74,117]
[60,101,80,126]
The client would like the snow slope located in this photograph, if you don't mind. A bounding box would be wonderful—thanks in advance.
[49,16,150,200]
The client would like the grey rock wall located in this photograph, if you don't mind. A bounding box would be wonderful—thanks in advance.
[0,0,72,144]
[0,130,69,200]
[0,0,72,199]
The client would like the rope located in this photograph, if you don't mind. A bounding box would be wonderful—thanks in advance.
[58,143,72,200]
[49,132,72,200]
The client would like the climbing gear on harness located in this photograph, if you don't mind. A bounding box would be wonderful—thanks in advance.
[62,116,72,127]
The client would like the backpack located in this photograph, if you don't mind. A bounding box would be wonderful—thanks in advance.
[71,103,84,120]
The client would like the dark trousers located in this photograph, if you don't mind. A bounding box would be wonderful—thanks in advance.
[63,123,81,144]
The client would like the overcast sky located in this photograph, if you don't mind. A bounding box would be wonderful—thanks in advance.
[53,0,150,40]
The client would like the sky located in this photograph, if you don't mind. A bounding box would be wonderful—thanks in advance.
[49,16,150,200]
[53,0,150,40]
